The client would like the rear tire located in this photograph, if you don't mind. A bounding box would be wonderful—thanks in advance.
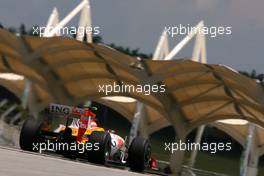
[87,131,111,165]
[19,118,42,151]
[60,128,77,159]
[128,137,151,172]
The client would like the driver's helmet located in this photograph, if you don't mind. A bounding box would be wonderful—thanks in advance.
[83,104,98,128]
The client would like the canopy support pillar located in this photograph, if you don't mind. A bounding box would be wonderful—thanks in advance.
[188,125,205,167]
[164,21,204,60]
[153,31,169,60]
[246,148,259,176]
[76,0,92,43]
[129,101,147,144]
[21,78,31,109]
[246,123,259,176]
[240,123,257,176]
[170,134,187,176]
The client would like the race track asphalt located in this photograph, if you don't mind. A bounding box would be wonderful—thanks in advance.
[0,146,148,176]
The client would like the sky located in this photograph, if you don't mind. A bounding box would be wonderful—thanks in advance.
[0,0,263,73]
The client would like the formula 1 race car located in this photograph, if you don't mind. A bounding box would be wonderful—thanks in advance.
[19,103,151,172]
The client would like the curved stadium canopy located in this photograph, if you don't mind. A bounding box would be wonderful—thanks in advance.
[1,28,264,142]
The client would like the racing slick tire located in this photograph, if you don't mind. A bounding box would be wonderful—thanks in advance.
[60,128,77,160]
[128,137,151,172]
[87,131,111,165]
[19,118,42,152]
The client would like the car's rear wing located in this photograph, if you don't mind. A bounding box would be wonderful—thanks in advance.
[49,103,84,117]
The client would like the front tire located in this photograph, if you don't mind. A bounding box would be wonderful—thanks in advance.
[87,131,111,165]
[19,118,42,151]
[128,137,151,172]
